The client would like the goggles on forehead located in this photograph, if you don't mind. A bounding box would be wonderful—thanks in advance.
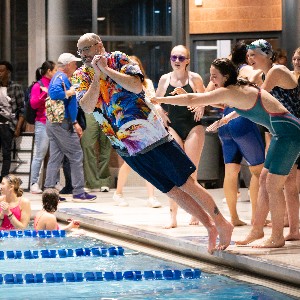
[170,55,187,62]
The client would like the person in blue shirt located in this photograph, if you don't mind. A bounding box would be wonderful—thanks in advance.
[44,53,96,202]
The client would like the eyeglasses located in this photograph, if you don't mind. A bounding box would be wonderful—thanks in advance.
[77,43,99,55]
[170,55,187,62]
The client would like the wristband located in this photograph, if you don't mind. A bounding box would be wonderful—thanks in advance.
[72,121,78,125]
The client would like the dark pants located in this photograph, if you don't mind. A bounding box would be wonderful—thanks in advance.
[62,155,72,190]
[0,124,14,180]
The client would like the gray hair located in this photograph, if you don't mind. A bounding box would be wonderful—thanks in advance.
[77,33,102,46]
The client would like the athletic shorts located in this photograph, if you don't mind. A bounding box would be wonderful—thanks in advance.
[218,116,265,166]
[265,114,300,175]
[122,140,196,193]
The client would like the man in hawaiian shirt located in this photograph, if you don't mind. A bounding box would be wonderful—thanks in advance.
[72,33,233,254]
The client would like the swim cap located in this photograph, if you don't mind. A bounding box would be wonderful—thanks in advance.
[247,39,273,58]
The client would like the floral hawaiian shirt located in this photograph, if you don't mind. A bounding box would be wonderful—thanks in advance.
[72,51,168,156]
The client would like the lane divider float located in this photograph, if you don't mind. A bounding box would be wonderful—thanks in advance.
[0,269,201,284]
[0,246,125,259]
[0,230,66,238]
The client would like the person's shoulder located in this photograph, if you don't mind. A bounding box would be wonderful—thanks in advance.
[19,196,31,210]
[189,71,202,79]
[159,73,170,81]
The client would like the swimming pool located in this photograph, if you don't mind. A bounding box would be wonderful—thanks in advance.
[0,230,295,299]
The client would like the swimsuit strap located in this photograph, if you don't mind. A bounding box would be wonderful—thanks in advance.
[34,211,46,229]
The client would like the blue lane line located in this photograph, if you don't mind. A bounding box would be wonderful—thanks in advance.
[0,230,66,238]
[0,246,125,260]
[0,269,201,284]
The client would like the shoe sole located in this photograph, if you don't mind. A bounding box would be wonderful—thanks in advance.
[72,198,97,203]
[113,201,129,207]
[148,203,162,208]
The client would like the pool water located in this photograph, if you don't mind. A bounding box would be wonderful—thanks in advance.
[0,232,294,299]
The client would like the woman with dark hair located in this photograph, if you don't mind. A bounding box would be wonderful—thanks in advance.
[30,61,57,194]
[152,57,300,248]
[34,188,80,231]
[0,174,31,230]
[206,41,265,226]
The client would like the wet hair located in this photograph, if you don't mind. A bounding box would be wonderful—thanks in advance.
[5,174,23,197]
[231,41,248,67]
[211,58,257,88]
[42,188,59,213]
[35,60,56,81]
[0,61,13,73]
[129,55,148,88]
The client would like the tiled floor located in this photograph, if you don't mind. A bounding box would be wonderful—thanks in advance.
[27,187,300,296]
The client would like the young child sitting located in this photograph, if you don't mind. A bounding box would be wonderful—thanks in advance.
[34,188,80,231]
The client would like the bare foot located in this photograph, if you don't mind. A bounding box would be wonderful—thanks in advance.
[164,222,177,229]
[216,221,234,251]
[207,225,218,254]
[231,218,247,227]
[266,221,289,228]
[285,232,300,241]
[235,228,264,245]
[264,219,271,226]
[189,216,199,226]
[253,236,285,248]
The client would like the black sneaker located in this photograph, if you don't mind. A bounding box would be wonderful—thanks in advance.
[59,196,67,202]
[59,187,73,195]
[72,192,97,203]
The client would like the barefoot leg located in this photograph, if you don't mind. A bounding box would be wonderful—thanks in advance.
[164,199,178,229]
[284,166,300,240]
[236,168,270,245]
[167,186,218,253]
[256,173,288,248]
[178,177,233,251]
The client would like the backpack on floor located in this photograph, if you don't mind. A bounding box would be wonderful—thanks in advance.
[24,80,44,124]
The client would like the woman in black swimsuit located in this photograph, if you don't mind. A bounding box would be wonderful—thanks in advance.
[156,45,206,228]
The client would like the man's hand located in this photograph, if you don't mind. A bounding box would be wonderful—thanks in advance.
[74,123,83,139]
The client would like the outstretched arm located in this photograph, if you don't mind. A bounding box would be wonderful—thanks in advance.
[152,87,235,108]
[206,111,240,132]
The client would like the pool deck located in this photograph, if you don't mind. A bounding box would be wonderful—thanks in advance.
[27,187,300,293]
